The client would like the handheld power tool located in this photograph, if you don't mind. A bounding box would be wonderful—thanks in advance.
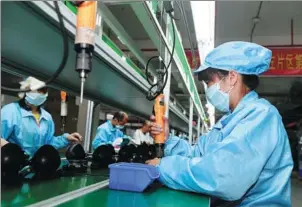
[74,1,97,103]
[145,2,177,158]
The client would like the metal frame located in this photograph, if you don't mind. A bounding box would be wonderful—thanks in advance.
[130,1,208,126]
[197,117,201,137]
[83,100,95,152]
[163,8,172,118]
[33,1,150,93]
[98,2,156,76]
[2,1,192,131]
[188,98,193,145]
[37,1,190,127]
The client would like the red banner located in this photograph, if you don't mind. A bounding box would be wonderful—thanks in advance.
[263,48,302,76]
[185,50,200,69]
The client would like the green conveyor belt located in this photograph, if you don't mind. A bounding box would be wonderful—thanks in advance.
[2,168,210,207]
[58,184,210,207]
[1,169,108,207]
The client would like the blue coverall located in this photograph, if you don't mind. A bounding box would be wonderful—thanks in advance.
[159,91,293,206]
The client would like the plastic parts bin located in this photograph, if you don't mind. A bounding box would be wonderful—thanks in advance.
[109,162,160,192]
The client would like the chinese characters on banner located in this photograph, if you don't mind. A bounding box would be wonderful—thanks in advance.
[185,50,200,69]
[262,47,302,76]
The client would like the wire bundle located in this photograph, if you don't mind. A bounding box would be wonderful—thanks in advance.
[145,4,177,101]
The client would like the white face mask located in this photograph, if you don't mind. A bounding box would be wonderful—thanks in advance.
[205,77,234,113]
[25,92,48,106]
[116,125,124,130]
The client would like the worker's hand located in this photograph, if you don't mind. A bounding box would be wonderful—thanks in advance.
[67,133,83,143]
[146,158,161,166]
[149,115,169,141]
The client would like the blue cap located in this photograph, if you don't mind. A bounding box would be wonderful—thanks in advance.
[194,41,272,75]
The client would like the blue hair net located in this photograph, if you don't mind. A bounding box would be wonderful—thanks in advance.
[194,41,272,75]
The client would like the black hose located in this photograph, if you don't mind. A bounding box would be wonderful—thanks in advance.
[145,13,176,101]
[1,1,69,92]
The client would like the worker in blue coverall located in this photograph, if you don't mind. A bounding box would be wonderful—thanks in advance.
[92,111,128,149]
[1,77,83,157]
[146,41,293,206]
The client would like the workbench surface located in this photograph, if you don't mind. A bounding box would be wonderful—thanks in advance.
[59,185,210,207]
[1,170,109,207]
[2,168,210,207]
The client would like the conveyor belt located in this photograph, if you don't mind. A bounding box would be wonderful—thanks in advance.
[2,168,210,207]
[58,185,210,207]
[1,170,108,207]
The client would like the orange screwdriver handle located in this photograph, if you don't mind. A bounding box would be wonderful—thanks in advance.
[75,1,97,45]
[154,94,166,144]
[60,91,67,102]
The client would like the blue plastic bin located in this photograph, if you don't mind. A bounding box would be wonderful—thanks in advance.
[109,162,160,192]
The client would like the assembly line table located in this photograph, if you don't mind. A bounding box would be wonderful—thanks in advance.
[1,169,109,207]
[58,184,210,207]
[2,168,210,207]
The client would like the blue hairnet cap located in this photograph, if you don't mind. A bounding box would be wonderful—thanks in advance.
[194,41,272,75]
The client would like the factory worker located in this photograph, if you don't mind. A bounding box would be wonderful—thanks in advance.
[92,111,128,149]
[147,41,293,206]
[133,120,153,145]
[1,77,83,156]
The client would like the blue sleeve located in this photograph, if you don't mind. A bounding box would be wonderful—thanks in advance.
[164,135,208,157]
[164,136,192,157]
[1,104,16,140]
[46,117,69,149]
[92,127,110,150]
[118,130,124,138]
[192,134,207,157]
[158,107,281,200]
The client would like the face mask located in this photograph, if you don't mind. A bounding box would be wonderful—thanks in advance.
[116,125,124,130]
[205,79,233,113]
[25,92,48,106]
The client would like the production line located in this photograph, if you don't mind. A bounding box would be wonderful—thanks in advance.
[2,142,210,207]
[1,1,299,207]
